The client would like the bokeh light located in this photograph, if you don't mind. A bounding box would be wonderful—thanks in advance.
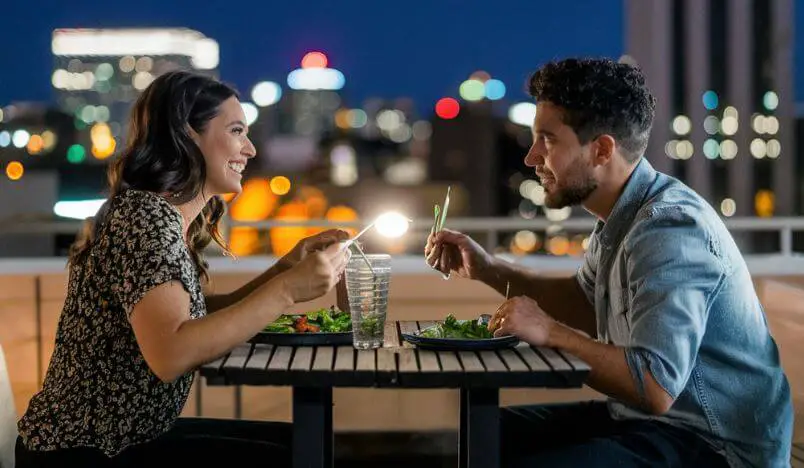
[270,176,292,195]
[374,211,411,238]
[484,79,506,100]
[459,80,485,101]
[67,144,86,164]
[435,98,460,119]
[6,161,24,181]
[251,81,282,107]
[702,90,719,110]
[301,51,328,69]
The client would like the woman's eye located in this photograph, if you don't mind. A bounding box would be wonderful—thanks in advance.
[231,127,244,135]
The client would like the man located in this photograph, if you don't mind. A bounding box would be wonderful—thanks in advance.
[425,58,792,467]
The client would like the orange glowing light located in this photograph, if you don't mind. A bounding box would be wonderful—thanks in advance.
[270,176,291,195]
[269,202,310,256]
[301,52,328,69]
[230,178,276,221]
[26,135,44,154]
[229,227,260,256]
[6,161,24,180]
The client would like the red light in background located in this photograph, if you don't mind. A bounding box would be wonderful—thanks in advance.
[301,52,328,69]
[435,98,460,119]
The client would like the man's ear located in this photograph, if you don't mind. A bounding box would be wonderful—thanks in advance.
[592,134,616,166]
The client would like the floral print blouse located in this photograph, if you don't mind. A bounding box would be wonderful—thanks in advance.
[18,189,207,457]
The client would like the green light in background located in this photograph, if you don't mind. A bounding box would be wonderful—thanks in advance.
[459,79,485,102]
[67,144,86,164]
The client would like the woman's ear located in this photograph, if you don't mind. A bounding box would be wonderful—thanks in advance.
[187,125,201,143]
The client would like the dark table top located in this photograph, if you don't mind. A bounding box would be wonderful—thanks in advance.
[199,320,591,389]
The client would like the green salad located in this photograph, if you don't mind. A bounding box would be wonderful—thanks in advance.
[263,306,351,334]
[419,314,494,339]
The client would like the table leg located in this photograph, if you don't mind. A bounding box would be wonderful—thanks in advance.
[292,387,333,468]
[459,387,500,468]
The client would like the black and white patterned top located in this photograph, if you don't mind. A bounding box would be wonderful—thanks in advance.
[18,189,207,457]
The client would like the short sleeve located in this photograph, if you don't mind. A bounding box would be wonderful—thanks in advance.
[575,233,599,306]
[106,190,193,318]
[623,205,726,400]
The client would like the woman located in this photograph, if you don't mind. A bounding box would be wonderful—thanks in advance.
[15,70,349,467]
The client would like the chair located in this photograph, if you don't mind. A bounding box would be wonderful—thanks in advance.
[0,344,17,468]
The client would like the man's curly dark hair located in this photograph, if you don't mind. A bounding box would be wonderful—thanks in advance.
[528,58,656,162]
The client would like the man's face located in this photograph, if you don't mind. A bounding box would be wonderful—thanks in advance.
[523,102,598,209]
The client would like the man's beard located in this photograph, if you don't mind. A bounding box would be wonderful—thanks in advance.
[544,172,597,209]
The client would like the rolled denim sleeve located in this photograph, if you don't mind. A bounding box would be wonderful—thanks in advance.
[623,206,726,400]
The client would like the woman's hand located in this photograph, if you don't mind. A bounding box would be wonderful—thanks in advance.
[278,229,349,271]
[277,242,349,303]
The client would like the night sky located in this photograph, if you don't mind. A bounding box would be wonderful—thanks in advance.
[1,0,803,115]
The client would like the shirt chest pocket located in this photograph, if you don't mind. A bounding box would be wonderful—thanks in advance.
[608,286,632,338]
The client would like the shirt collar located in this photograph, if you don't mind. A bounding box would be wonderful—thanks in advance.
[596,157,658,248]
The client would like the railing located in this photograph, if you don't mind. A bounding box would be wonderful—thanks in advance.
[2,215,803,277]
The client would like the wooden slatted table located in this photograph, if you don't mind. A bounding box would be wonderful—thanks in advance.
[199,320,591,468]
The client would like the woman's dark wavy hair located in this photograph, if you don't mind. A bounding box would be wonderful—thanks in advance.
[528,58,656,162]
[69,70,237,281]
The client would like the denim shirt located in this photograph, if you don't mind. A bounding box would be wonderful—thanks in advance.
[576,158,793,468]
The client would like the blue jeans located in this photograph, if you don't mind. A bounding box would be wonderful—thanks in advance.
[500,401,729,468]
[16,417,291,467]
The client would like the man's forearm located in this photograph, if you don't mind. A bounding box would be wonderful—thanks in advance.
[480,258,597,336]
[547,324,673,415]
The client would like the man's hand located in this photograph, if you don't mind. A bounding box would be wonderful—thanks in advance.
[279,229,349,271]
[424,229,494,280]
[489,296,556,346]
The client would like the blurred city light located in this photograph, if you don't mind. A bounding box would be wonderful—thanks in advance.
[720,199,736,217]
[703,115,720,135]
[459,79,485,101]
[6,162,24,181]
[0,131,10,148]
[287,68,345,91]
[469,70,491,82]
[347,109,368,128]
[241,102,259,126]
[672,115,691,135]
[330,144,358,186]
[484,79,506,100]
[67,144,86,164]
[53,199,106,219]
[702,90,719,110]
[301,51,328,69]
[435,98,460,119]
[763,91,779,111]
[750,138,767,159]
[270,176,292,195]
[703,139,720,159]
[230,179,276,221]
[755,190,775,217]
[52,28,220,70]
[251,81,282,107]
[766,139,781,158]
[508,102,536,127]
[374,211,411,238]
[720,140,738,160]
[26,135,45,155]
[91,123,116,159]
[12,130,30,148]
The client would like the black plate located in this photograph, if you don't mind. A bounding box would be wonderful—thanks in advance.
[249,331,353,346]
[401,327,519,351]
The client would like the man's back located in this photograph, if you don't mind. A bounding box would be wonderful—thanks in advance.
[580,158,793,467]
